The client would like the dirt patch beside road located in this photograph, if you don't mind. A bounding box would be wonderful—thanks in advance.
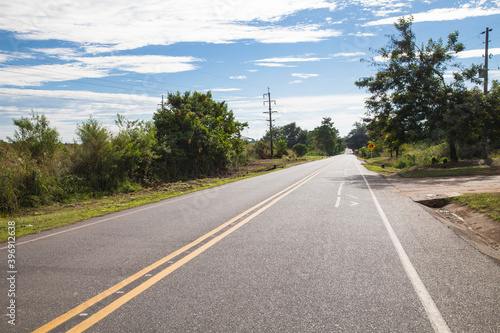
[385,174,500,263]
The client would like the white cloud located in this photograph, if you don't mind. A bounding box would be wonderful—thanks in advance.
[75,55,202,74]
[29,48,80,60]
[253,55,330,68]
[456,48,500,59]
[255,56,330,63]
[0,54,203,87]
[230,75,247,80]
[332,52,366,57]
[364,4,500,26]
[0,88,159,141]
[348,32,376,37]
[0,63,109,86]
[292,73,319,79]
[1,0,343,51]
[254,63,297,68]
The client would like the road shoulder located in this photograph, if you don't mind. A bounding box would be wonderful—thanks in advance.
[384,173,500,264]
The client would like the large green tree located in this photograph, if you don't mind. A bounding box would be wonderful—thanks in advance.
[153,91,247,179]
[8,111,61,161]
[345,122,369,150]
[312,117,339,156]
[356,17,481,161]
[261,122,309,154]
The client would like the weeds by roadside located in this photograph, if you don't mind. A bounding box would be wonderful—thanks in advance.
[0,156,321,242]
[448,193,500,223]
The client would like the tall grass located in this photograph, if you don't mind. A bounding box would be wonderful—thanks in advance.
[393,142,449,169]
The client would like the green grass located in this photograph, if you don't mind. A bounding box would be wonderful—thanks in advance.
[360,157,401,175]
[0,156,322,242]
[360,156,500,178]
[399,165,499,178]
[448,193,500,223]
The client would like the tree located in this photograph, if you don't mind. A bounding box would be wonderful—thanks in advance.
[467,81,500,157]
[274,139,289,158]
[356,16,482,161]
[261,123,308,150]
[72,116,118,192]
[281,122,308,148]
[345,122,369,150]
[292,143,308,157]
[113,115,158,183]
[311,117,339,156]
[8,111,61,161]
[153,91,248,179]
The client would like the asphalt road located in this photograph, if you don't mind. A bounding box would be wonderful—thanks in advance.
[1,153,499,332]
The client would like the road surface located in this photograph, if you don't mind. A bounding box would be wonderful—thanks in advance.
[1,153,499,332]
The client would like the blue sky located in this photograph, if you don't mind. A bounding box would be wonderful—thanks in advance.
[1,0,499,142]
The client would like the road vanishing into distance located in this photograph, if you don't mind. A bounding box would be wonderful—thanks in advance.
[1,152,499,332]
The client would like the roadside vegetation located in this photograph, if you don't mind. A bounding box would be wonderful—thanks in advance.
[0,90,339,241]
[0,157,321,242]
[448,193,500,223]
[348,17,500,225]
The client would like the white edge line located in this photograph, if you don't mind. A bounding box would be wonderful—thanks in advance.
[356,161,452,333]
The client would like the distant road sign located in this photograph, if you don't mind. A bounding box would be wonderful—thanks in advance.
[368,143,376,151]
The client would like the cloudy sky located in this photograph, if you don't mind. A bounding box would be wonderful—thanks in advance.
[1,0,499,142]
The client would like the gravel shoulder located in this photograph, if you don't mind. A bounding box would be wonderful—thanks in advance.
[385,174,500,264]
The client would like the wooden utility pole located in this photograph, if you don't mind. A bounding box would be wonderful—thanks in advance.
[481,27,493,94]
[480,27,493,158]
[263,87,277,157]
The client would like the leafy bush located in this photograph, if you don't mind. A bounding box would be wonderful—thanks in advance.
[72,117,120,192]
[254,141,271,159]
[274,139,289,158]
[292,143,308,157]
[1,113,68,213]
[113,115,158,184]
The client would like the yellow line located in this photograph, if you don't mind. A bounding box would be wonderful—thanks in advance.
[33,160,335,333]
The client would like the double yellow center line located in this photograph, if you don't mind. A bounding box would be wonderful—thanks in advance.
[34,160,336,333]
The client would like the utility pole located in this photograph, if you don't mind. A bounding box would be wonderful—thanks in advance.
[481,27,493,94]
[263,87,277,158]
[480,27,493,159]
[158,94,166,111]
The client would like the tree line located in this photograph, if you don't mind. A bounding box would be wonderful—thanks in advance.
[354,17,500,161]
[256,117,343,158]
[1,91,344,213]
[0,91,248,213]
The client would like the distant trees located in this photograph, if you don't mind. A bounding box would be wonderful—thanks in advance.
[311,117,339,156]
[259,118,341,157]
[345,122,369,151]
[355,16,496,161]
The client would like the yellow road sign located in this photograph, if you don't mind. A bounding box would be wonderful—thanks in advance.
[368,143,376,151]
